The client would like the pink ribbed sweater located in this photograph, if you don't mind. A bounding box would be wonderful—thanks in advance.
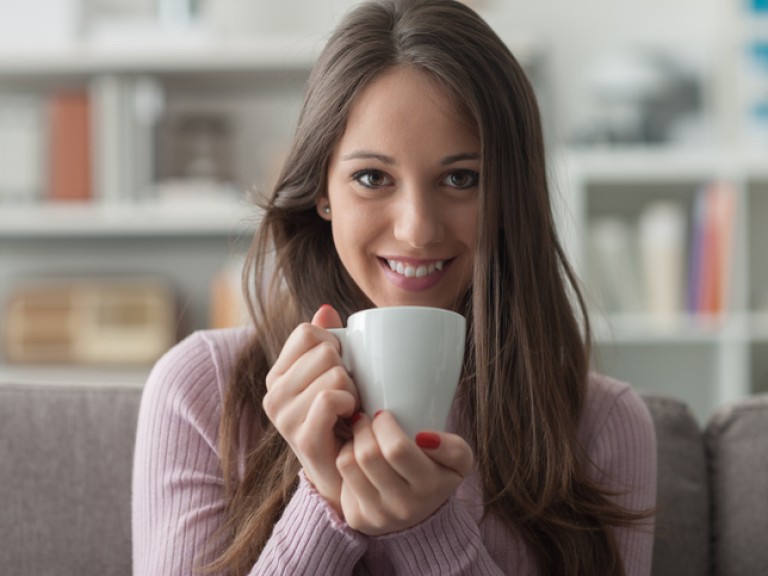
[132,328,656,575]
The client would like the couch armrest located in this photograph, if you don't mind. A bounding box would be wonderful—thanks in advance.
[707,393,768,576]
[642,393,710,576]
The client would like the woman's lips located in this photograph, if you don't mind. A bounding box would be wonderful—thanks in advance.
[378,257,452,291]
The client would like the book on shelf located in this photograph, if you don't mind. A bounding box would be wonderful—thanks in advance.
[48,90,92,202]
[687,181,736,316]
[588,217,644,315]
[4,277,177,365]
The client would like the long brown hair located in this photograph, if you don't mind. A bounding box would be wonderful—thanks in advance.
[208,1,646,574]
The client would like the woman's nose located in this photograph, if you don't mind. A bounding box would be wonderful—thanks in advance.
[393,188,444,248]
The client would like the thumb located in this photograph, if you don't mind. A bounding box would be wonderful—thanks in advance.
[416,431,474,478]
[312,304,343,330]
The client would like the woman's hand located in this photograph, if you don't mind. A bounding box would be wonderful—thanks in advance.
[336,411,474,535]
[263,305,359,515]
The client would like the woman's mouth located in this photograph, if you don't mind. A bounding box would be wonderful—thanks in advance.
[385,258,445,278]
[378,257,452,291]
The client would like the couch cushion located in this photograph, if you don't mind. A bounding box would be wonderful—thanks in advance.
[707,393,768,576]
[0,383,142,576]
[641,394,710,576]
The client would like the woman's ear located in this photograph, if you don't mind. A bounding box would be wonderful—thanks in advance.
[316,199,332,221]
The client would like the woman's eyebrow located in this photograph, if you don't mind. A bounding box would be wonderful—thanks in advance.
[340,151,480,165]
[340,151,396,164]
[440,152,480,165]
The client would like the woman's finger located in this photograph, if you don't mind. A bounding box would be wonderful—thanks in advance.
[370,412,473,484]
[312,304,343,330]
[267,322,340,387]
[414,430,474,478]
[296,388,357,453]
[336,436,379,508]
[368,411,438,485]
[275,341,350,401]
[349,414,408,494]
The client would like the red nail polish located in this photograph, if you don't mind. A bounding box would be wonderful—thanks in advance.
[373,410,383,419]
[415,432,441,450]
[350,412,362,425]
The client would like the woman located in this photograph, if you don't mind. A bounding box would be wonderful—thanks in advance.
[132,1,657,574]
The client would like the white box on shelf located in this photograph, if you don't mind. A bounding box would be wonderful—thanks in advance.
[0,0,83,46]
[0,97,45,202]
[91,75,163,202]
[638,201,687,326]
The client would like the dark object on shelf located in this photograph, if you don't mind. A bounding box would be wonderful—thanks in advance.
[571,50,702,146]
[158,111,234,184]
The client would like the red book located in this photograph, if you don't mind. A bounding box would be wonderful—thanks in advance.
[695,185,716,315]
[712,182,736,314]
[48,91,91,201]
[696,182,737,316]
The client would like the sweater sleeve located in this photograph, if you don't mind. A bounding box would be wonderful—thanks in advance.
[249,471,367,575]
[131,331,367,576]
[362,497,507,575]
[585,381,658,576]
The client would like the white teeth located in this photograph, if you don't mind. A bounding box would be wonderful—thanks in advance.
[386,259,446,278]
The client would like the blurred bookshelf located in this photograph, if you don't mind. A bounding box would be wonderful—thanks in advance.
[544,1,768,424]
[2,0,767,414]
[559,146,768,424]
[0,17,311,384]
[0,1,549,388]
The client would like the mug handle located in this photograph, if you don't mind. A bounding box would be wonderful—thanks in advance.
[326,328,351,372]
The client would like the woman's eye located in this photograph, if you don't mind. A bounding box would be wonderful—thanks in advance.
[353,169,392,188]
[443,170,479,189]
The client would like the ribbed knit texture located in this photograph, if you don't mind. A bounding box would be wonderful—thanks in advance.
[132,328,657,575]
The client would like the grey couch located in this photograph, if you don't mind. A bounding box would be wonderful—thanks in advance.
[0,382,766,576]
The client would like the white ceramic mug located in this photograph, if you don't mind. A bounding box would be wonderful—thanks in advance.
[329,306,466,439]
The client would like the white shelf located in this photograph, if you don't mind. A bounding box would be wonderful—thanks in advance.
[565,147,752,182]
[742,149,768,179]
[0,200,258,237]
[0,37,319,76]
[0,33,548,78]
[750,314,768,341]
[591,313,743,345]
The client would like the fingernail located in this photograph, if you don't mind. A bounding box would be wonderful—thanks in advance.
[373,410,383,419]
[350,412,362,425]
[415,432,441,450]
[319,304,333,311]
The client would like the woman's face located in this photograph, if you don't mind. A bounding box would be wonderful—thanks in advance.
[322,66,480,310]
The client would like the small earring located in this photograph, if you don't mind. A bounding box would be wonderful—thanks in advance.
[322,205,331,215]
